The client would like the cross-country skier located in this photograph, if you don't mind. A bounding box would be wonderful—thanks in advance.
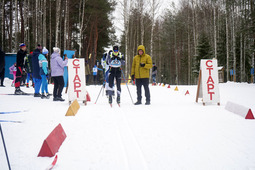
[106,45,125,105]
[101,51,112,96]
[24,52,33,88]
[14,43,27,94]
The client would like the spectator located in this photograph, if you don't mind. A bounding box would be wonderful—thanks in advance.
[50,47,68,101]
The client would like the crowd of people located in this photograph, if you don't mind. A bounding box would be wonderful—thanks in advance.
[0,44,156,105]
[0,44,68,101]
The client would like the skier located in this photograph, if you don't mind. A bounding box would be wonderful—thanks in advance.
[152,63,157,85]
[32,44,43,97]
[101,52,111,96]
[24,52,33,88]
[131,45,152,105]
[9,63,17,87]
[106,45,125,105]
[39,47,50,99]
[14,43,27,94]
[0,47,5,87]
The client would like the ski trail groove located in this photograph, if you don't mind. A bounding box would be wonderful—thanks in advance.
[111,107,149,170]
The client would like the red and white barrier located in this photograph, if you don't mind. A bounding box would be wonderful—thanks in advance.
[225,101,254,119]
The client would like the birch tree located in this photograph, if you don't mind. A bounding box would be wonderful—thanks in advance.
[55,0,61,47]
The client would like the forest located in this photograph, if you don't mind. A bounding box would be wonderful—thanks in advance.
[1,0,255,85]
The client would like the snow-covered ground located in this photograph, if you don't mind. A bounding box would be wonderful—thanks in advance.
[0,78,255,170]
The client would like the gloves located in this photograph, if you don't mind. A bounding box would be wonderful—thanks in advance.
[140,63,145,67]
[131,75,135,81]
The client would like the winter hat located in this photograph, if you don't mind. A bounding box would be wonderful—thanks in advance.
[113,45,118,52]
[42,47,48,55]
[53,47,60,54]
[19,43,26,48]
[112,46,119,56]
[37,44,42,50]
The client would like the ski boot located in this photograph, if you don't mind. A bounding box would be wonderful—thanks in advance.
[26,83,29,88]
[34,93,41,97]
[117,96,120,104]
[109,95,112,104]
[41,93,46,99]
[14,88,26,95]
[46,93,51,99]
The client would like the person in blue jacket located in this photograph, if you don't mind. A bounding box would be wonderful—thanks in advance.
[92,64,102,85]
[32,44,43,97]
[39,47,50,99]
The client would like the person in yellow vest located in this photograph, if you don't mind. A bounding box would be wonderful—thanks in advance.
[131,45,152,105]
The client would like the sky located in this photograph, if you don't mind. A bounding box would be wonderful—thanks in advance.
[112,0,180,42]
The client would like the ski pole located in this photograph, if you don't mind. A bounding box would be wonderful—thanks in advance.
[120,68,134,104]
[0,123,11,170]
[94,81,105,104]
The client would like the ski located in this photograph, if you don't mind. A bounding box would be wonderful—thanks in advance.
[0,120,23,123]
[0,93,34,96]
[110,104,112,107]
[0,110,29,114]
[46,155,58,170]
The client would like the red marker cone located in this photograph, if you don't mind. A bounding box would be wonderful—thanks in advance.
[185,90,190,95]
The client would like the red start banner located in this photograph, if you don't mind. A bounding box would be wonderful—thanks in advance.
[68,58,86,102]
[196,59,220,105]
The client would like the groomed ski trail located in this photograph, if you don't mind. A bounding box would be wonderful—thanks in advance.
[110,107,149,170]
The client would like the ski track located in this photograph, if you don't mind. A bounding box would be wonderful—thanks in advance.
[110,107,149,170]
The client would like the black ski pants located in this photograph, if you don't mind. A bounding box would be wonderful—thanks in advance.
[15,66,22,88]
[109,71,121,96]
[0,68,5,85]
[52,76,64,98]
[136,78,150,103]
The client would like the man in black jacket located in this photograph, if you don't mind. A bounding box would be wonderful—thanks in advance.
[15,43,27,94]
[0,47,5,87]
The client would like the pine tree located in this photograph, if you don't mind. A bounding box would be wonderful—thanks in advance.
[193,33,213,76]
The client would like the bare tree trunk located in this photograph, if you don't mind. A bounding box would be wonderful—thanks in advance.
[15,0,18,49]
[213,3,217,59]
[19,0,24,42]
[43,0,47,47]
[49,0,52,53]
[9,0,13,52]
[232,4,236,82]
[240,32,243,82]
[124,0,129,77]
[226,5,230,82]
[192,0,197,57]
[64,0,69,50]
[27,0,30,50]
[1,0,5,50]
[55,0,61,47]
[139,0,144,45]
[78,0,86,57]
[188,25,191,85]
[35,0,38,44]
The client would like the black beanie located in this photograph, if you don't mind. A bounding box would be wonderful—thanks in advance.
[113,46,118,51]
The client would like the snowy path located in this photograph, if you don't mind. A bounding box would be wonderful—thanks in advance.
[0,79,255,170]
[111,108,148,170]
